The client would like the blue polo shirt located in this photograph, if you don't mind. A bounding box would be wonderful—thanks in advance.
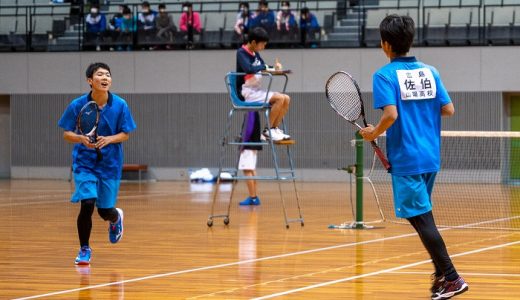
[58,92,137,179]
[373,56,451,176]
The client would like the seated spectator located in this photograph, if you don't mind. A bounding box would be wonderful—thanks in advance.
[107,4,126,48]
[299,7,320,47]
[155,4,177,49]
[250,1,275,34]
[275,1,298,44]
[84,4,106,51]
[117,6,137,51]
[179,1,201,49]
[234,2,253,45]
[137,1,158,49]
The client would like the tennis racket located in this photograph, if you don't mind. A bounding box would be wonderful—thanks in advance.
[325,71,391,170]
[77,101,102,162]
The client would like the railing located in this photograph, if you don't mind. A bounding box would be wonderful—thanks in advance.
[0,0,519,52]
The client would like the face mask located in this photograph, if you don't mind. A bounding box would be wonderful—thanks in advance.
[90,8,98,14]
[142,9,149,14]
[282,6,289,11]
[159,9,166,14]
[183,7,189,12]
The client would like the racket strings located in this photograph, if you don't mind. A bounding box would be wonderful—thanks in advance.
[326,74,362,122]
[78,104,98,136]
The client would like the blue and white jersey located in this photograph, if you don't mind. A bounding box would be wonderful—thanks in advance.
[58,92,137,179]
[373,56,451,176]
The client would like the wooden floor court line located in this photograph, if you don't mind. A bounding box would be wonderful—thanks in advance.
[13,230,424,300]
[392,271,520,277]
[187,232,518,299]
[251,240,520,300]
[13,215,518,300]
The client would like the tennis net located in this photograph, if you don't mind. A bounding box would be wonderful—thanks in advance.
[368,131,520,231]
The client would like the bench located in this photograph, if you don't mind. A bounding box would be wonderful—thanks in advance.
[122,164,148,183]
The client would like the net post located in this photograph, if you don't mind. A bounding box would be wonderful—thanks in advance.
[355,131,364,229]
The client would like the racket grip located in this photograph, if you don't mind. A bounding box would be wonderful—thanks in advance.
[95,148,103,162]
[370,141,391,170]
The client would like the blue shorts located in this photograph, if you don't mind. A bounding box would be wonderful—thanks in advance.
[72,172,121,209]
[391,172,437,219]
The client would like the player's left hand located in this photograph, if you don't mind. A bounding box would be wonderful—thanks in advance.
[359,124,377,141]
[95,136,113,149]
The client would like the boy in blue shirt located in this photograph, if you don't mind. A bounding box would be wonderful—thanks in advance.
[359,15,468,299]
[59,62,137,265]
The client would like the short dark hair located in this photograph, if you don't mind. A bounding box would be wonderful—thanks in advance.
[248,27,269,43]
[379,14,415,55]
[158,3,166,10]
[122,6,131,15]
[183,1,192,8]
[142,1,150,8]
[258,1,268,8]
[301,7,309,15]
[239,2,249,9]
[86,62,111,79]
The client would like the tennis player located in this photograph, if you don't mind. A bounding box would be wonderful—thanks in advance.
[58,62,137,265]
[359,15,468,299]
[236,26,291,142]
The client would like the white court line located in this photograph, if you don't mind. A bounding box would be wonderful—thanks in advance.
[13,231,423,300]
[391,271,520,277]
[13,217,519,300]
[252,240,520,300]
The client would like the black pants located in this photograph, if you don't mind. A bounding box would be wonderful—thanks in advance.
[407,211,458,281]
[77,199,118,247]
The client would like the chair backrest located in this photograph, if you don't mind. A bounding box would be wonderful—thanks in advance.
[225,72,268,108]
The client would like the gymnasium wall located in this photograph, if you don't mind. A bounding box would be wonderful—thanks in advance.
[2,47,517,179]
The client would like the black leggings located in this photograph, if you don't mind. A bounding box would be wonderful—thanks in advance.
[77,199,119,247]
[407,211,458,281]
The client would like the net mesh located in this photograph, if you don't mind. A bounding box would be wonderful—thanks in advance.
[367,131,520,231]
[326,72,363,122]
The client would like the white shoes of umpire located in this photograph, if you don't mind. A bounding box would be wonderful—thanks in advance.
[262,128,291,141]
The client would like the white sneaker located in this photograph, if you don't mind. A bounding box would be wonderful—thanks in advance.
[262,128,285,141]
[275,128,291,140]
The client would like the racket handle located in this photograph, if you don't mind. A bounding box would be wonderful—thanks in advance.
[95,148,102,162]
[370,141,391,170]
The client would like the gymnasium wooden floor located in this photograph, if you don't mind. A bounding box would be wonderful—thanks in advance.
[0,179,519,299]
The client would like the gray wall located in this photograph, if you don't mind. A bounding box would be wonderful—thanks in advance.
[9,91,504,179]
[0,96,9,178]
[2,47,518,179]
[1,47,520,94]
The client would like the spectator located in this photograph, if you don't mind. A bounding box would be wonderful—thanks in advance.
[155,4,177,49]
[107,4,126,49]
[275,1,298,44]
[84,4,106,51]
[234,2,252,45]
[299,7,320,47]
[137,1,157,49]
[250,1,275,34]
[179,1,201,49]
[118,6,137,51]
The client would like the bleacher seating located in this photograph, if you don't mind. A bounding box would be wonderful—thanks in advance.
[1,0,520,51]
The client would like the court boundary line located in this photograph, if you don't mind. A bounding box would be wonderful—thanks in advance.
[12,217,518,300]
[12,231,423,300]
[391,271,520,277]
[251,240,520,299]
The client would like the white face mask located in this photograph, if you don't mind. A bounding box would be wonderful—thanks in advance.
[183,7,189,12]
[282,6,289,11]
[90,8,98,14]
